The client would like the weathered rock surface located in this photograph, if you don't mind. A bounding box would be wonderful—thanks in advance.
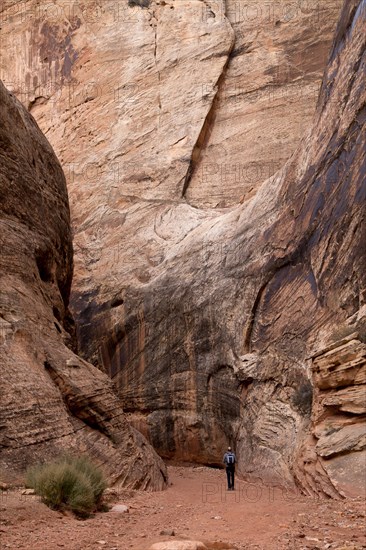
[0,1,343,210]
[185,0,344,207]
[295,335,366,497]
[0,0,342,309]
[0,81,167,489]
[104,0,365,491]
[92,0,365,492]
[312,335,366,391]
[1,0,365,495]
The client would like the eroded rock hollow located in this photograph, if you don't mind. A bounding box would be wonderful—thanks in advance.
[0,0,365,496]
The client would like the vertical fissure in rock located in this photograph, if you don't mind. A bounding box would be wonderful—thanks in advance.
[152,5,161,116]
[181,58,231,198]
[182,1,234,198]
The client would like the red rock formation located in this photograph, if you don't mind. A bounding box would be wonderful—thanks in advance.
[295,334,366,498]
[185,0,344,207]
[0,81,167,489]
[106,0,365,493]
[0,0,364,495]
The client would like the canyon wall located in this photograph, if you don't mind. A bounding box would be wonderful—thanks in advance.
[0,81,167,489]
[296,334,366,498]
[0,0,342,297]
[185,0,344,207]
[1,0,365,496]
[110,0,365,496]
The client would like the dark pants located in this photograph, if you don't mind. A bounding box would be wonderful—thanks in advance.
[226,466,235,489]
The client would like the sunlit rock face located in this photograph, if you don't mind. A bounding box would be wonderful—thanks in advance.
[0,0,341,301]
[185,0,344,207]
[1,0,364,495]
[0,81,167,490]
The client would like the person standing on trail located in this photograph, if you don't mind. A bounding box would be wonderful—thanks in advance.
[223,446,236,490]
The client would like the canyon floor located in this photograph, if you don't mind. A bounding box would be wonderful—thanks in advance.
[0,465,365,550]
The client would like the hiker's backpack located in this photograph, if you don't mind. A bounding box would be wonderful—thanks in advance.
[227,453,235,466]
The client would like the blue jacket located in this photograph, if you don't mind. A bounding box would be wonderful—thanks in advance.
[223,451,236,467]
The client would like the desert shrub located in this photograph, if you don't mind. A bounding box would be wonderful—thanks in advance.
[63,455,107,503]
[26,456,106,517]
[292,381,313,416]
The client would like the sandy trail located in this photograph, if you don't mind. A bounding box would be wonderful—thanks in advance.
[1,465,365,550]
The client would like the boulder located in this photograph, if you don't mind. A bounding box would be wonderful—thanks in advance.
[323,450,366,499]
[110,504,129,513]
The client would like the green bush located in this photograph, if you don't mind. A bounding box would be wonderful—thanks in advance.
[26,455,107,517]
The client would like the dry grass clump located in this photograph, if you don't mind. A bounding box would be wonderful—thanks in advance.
[26,455,107,517]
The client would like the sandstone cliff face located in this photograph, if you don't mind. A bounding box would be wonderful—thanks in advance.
[185,0,344,207]
[1,0,364,495]
[0,1,343,210]
[80,0,364,493]
[0,81,167,489]
[296,333,366,498]
[0,1,342,293]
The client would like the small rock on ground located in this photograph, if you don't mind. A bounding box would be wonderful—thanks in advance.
[110,504,129,513]
[160,529,176,536]
[150,541,207,550]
